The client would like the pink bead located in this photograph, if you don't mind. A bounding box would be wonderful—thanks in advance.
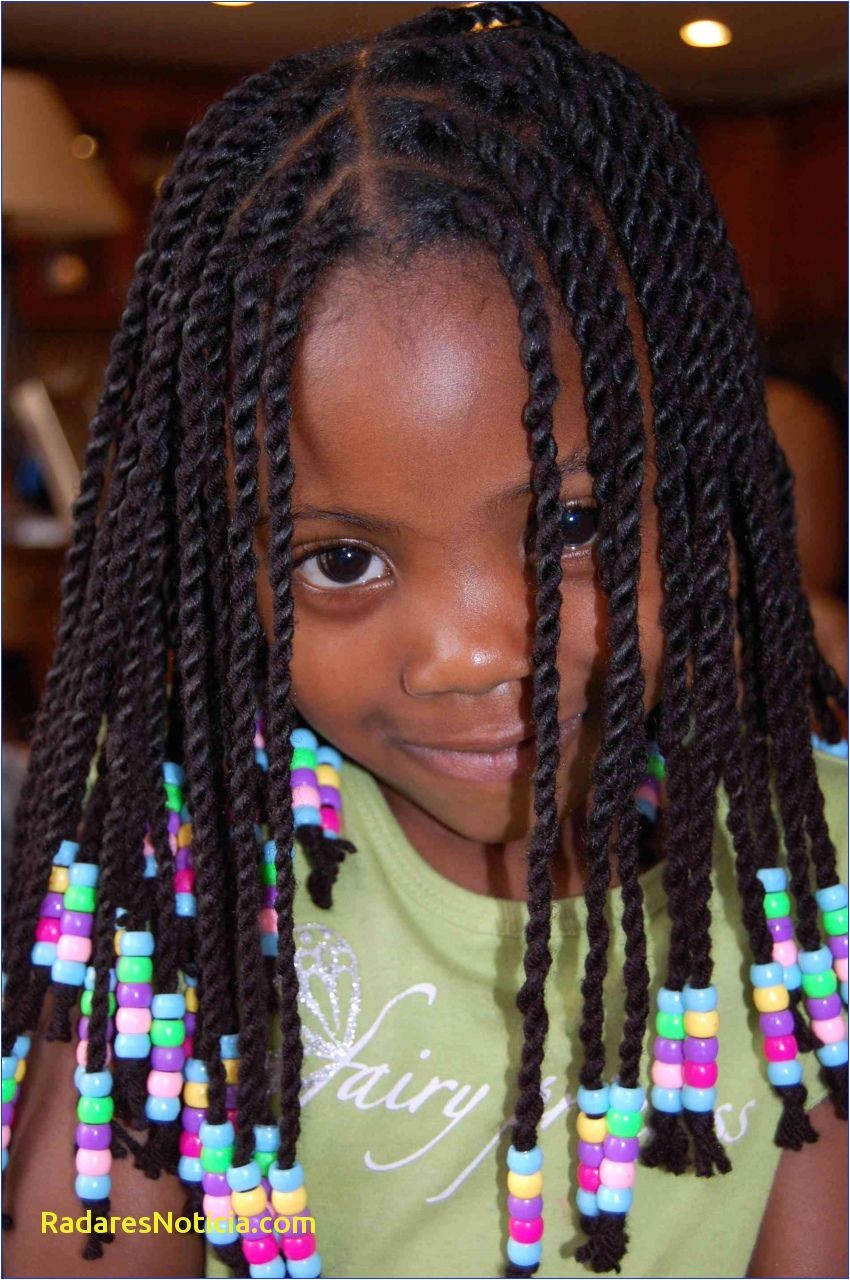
[76,1040,112,1068]
[772,939,798,968]
[258,909,277,935]
[635,780,660,806]
[811,1017,846,1045]
[179,1131,202,1158]
[509,1216,543,1244]
[184,1037,194,1059]
[57,933,91,962]
[173,868,195,893]
[116,1007,152,1034]
[203,1195,232,1219]
[1,1125,10,1149]
[599,1157,636,1189]
[683,1060,718,1088]
[577,1163,600,1193]
[76,1146,112,1176]
[291,785,321,809]
[321,808,341,835]
[835,958,849,982]
[147,1069,182,1098]
[243,1237,278,1264]
[283,1235,316,1261]
[35,918,61,943]
[764,1035,799,1062]
[651,1060,683,1089]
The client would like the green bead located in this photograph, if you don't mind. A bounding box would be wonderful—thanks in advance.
[201,1144,235,1173]
[77,1094,114,1124]
[2,1078,18,1104]
[80,990,117,1016]
[655,1010,685,1039]
[802,969,838,998]
[150,1018,186,1048]
[290,748,317,770]
[64,885,96,914]
[823,907,848,937]
[261,861,277,887]
[606,1108,643,1138]
[763,891,792,920]
[116,956,153,984]
[164,783,183,812]
[647,754,665,781]
[254,1150,275,1176]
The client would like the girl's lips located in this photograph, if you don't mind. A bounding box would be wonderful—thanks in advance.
[397,714,585,783]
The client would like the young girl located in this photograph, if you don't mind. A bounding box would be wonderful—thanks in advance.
[3,5,847,1278]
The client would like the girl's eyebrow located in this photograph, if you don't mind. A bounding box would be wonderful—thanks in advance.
[493,444,590,506]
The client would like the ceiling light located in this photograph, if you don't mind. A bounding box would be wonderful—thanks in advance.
[679,19,732,48]
[212,2,255,6]
[70,133,97,160]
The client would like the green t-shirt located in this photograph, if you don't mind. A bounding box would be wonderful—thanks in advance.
[208,749,847,1279]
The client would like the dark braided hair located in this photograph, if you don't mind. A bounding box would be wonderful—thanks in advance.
[4,5,846,1277]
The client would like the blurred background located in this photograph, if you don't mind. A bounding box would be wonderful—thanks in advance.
[2,3,847,794]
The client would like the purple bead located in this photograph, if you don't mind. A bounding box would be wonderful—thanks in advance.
[175,850,191,871]
[1,1103,14,1125]
[76,1122,111,1150]
[828,934,849,960]
[318,785,341,809]
[262,886,276,908]
[261,1177,271,1199]
[577,1140,603,1168]
[243,1212,274,1240]
[184,1013,197,1036]
[224,1084,238,1108]
[117,982,152,1008]
[767,916,794,943]
[40,892,65,918]
[168,812,181,836]
[653,1035,684,1064]
[181,1106,205,1134]
[290,768,317,787]
[60,910,94,938]
[507,1194,543,1220]
[683,1035,719,1063]
[202,1172,230,1196]
[78,1016,114,1041]
[602,1135,639,1162]
[808,993,842,1020]
[151,1046,185,1072]
[759,1010,794,1037]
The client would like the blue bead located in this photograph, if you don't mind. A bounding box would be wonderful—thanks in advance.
[84,967,117,993]
[31,941,57,967]
[226,1160,261,1192]
[815,883,849,913]
[657,987,684,1014]
[750,962,783,989]
[841,982,849,1006]
[76,1070,113,1097]
[180,804,192,824]
[506,1240,542,1268]
[162,761,184,785]
[756,867,786,894]
[51,958,86,987]
[635,797,656,821]
[68,863,99,888]
[178,1155,203,1183]
[206,1223,239,1246]
[13,1036,30,1060]
[143,859,158,879]
[55,839,79,867]
[596,1186,632,1214]
[783,963,802,992]
[682,984,717,1013]
[1,1149,7,1172]
[1,1057,17,1079]
[263,841,277,863]
[798,946,833,975]
[146,1095,180,1123]
[175,893,196,918]
[290,729,318,751]
[268,1161,304,1192]
[255,749,269,772]
[185,1058,208,1083]
[151,993,186,1020]
[119,931,155,957]
[316,746,342,770]
[576,1188,599,1219]
[249,1261,287,1280]
[651,1085,682,1114]
[816,1040,849,1068]
[767,1060,804,1088]
[286,1254,322,1280]
[576,1084,610,1117]
[811,734,849,760]
[219,1034,240,1060]
[183,974,198,988]
[261,933,277,957]
[293,806,322,828]
[609,1082,645,1113]
[682,1085,717,1113]
[506,1144,542,1175]
[200,1120,235,1148]
[75,1174,111,1200]
[253,1125,278,1153]
[114,1032,151,1059]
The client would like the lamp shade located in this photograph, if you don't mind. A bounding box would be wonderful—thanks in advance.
[2,69,130,239]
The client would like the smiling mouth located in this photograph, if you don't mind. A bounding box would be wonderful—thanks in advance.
[396,715,585,784]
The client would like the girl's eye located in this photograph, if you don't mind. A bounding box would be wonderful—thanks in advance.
[561,504,599,550]
[295,544,389,590]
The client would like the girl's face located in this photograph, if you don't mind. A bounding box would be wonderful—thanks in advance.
[257,249,664,846]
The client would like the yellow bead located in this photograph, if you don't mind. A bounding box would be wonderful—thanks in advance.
[177,824,193,849]
[576,1113,607,1144]
[223,1058,239,1084]
[684,1010,720,1038]
[113,930,125,955]
[183,1081,209,1108]
[272,1186,308,1215]
[14,1059,26,1083]
[315,765,340,788]
[49,867,69,894]
[507,1170,543,1198]
[231,1186,267,1217]
[184,988,199,1013]
[753,985,789,1013]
